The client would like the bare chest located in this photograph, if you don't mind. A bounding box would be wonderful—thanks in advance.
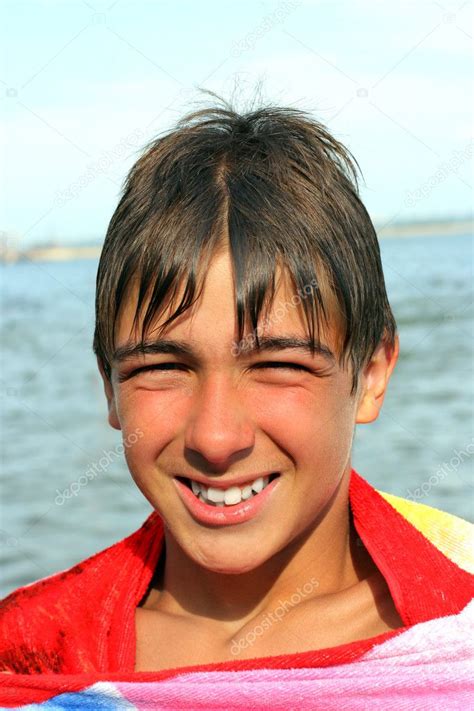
[134,580,404,672]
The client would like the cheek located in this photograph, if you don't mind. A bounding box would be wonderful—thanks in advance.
[257,386,356,468]
[117,386,180,429]
[116,390,184,469]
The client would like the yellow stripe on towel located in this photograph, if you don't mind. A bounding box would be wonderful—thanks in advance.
[377,491,474,574]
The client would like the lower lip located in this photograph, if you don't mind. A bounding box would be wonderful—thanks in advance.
[173,476,281,526]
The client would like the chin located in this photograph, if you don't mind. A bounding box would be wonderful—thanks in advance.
[200,559,267,576]
[188,541,272,575]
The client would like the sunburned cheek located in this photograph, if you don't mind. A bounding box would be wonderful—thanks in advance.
[257,388,355,461]
[119,383,177,415]
[254,387,332,424]
[117,390,184,446]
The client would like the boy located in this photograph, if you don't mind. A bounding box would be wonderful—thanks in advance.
[1,95,473,705]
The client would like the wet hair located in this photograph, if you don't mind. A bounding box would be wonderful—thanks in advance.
[93,91,396,394]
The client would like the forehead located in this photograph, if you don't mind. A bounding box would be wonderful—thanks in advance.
[114,248,343,355]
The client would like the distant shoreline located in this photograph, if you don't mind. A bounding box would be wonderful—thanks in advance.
[376,219,472,239]
[1,219,472,263]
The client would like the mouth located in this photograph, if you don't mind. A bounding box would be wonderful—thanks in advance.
[173,471,282,527]
[176,472,281,507]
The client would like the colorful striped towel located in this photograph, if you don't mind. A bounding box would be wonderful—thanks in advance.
[1,598,473,709]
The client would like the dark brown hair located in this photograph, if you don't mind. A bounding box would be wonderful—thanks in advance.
[93,91,396,394]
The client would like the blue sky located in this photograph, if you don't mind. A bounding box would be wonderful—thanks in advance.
[1,0,472,246]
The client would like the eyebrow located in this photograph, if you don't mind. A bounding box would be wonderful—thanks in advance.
[112,336,335,365]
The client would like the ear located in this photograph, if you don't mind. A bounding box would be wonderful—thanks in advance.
[96,357,121,431]
[356,335,399,424]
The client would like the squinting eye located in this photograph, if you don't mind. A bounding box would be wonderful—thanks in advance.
[137,364,185,373]
[253,362,309,372]
[119,363,187,381]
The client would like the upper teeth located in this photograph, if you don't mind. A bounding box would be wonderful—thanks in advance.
[190,475,272,506]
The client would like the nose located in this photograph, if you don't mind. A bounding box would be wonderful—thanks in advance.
[184,373,255,469]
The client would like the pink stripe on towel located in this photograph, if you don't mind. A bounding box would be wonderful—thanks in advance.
[111,599,474,710]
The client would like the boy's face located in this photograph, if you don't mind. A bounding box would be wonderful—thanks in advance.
[100,248,397,573]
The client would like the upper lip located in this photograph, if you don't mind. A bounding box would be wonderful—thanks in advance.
[176,471,280,489]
